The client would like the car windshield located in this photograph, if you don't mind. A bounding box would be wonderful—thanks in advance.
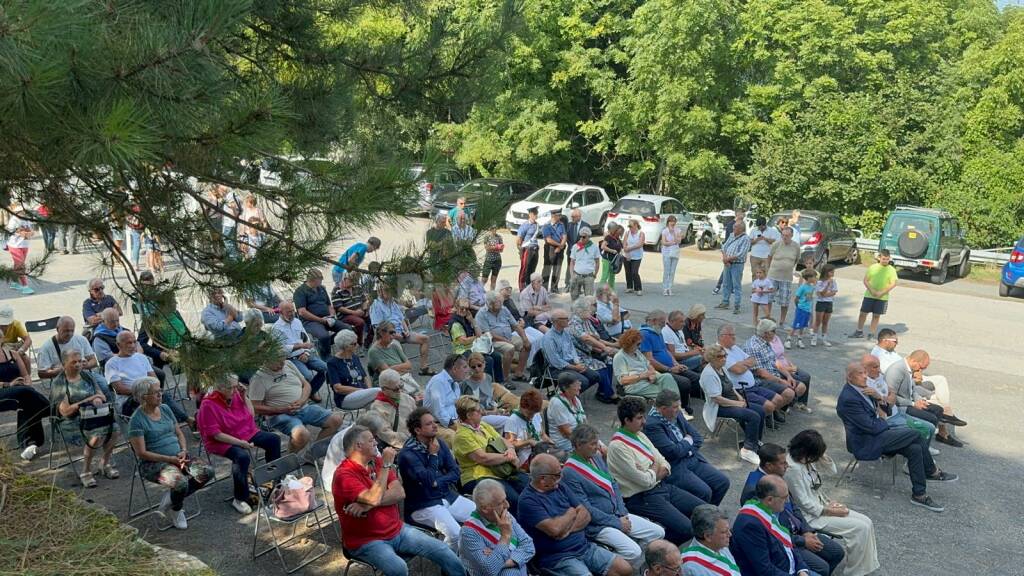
[461,181,501,195]
[889,214,935,236]
[526,187,574,205]
[771,214,818,232]
[612,199,656,216]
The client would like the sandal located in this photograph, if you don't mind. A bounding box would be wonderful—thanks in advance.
[79,472,98,488]
[100,463,120,479]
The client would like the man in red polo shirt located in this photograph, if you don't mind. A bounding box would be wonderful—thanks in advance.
[333,425,466,576]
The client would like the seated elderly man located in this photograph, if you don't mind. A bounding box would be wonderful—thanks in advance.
[332,425,466,576]
[837,361,957,512]
[607,397,703,545]
[519,272,552,328]
[731,476,814,576]
[882,345,966,449]
[295,268,346,359]
[367,322,424,396]
[272,300,329,403]
[644,389,730,506]
[517,453,633,576]
[562,424,665,569]
[540,309,602,394]
[716,323,786,426]
[201,288,243,340]
[398,407,476,551]
[370,284,433,376]
[496,281,544,360]
[367,369,416,446]
[0,305,33,375]
[638,310,700,411]
[644,539,687,576]
[104,330,190,424]
[862,354,937,453]
[476,291,531,383]
[662,310,704,372]
[457,270,487,314]
[37,316,108,388]
[744,319,804,412]
[244,281,281,324]
[460,478,536,576]
[424,354,469,446]
[331,272,371,346]
[679,506,740,576]
[740,444,845,576]
[249,354,342,453]
[82,278,122,332]
[595,283,630,337]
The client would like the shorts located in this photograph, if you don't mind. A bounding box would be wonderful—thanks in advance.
[266,404,333,435]
[859,297,888,315]
[545,543,617,576]
[492,334,524,355]
[793,308,811,329]
[815,301,834,314]
[482,254,502,276]
[772,280,793,305]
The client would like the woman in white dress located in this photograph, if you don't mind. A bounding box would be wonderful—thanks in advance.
[660,215,682,296]
[784,429,880,576]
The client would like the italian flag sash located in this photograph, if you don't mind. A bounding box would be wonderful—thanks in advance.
[564,454,615,497]
[611,428,655,463]
[680,543,741,576]
[739,499,795,573]
[464,511,518,550]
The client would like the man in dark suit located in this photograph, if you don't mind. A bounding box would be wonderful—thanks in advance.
[731,475,812,576]
[563,208,590,289]
[740,444,845,576]
[836,361,957,513]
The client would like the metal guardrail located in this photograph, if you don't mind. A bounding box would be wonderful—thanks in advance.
[854,237,1010,265]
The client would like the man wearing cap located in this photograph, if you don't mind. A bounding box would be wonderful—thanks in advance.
[516,207,541,290]
[748,217,778,277]
[541,209,566,293]
[569,226,601,299]
[0,305,33,375]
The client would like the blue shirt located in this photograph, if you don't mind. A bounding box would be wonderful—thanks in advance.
[541,327,580,370]
[333,243,368,276]
[795,283,814,312]
[542,221,565,244]
[639,326,674,368]
[200,304,243,340]
[82,295,118,325]
[517,221,540,248]
[424,370,461,426]
[517,483,589,568]
[369,299,405,332]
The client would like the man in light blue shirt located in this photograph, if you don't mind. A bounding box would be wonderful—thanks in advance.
[370,284,433,376]
[201,288,243,340]
[476,291,530,382]
[425,354,470,431]
[540,309,600,394]
[541,210,566,293]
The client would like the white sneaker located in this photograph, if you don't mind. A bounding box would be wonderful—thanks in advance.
[683,411,694,421]
[663,289,669,296]
[667,289,673,296]
[172,509,188,530]
[929,447,940,456]
[797,339,806,349]
[20,444,38,461]
[810,335,818,347]
[739,448,760,466]
[232,499,253,515]
[822,338,833,348]
[785,339,792,349]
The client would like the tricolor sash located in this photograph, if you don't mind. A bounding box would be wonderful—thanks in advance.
[564,454,615,497]
[611,428,655,463]
[739,499,795,573]
[680,543,741,576]
[464,511,518,550]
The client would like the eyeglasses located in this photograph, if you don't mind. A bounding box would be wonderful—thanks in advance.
[382,386,401,393]
[90,286,105,292]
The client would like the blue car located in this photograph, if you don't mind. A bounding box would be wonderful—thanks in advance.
[1000,236,1024,297]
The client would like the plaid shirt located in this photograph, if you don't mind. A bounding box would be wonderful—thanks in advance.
[744,336,780,377]
[722,233,750,263]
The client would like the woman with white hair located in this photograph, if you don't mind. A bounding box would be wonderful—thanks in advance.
[595,283,629,337]
[196,374,281,515]
[54,348,119,484]
[327,329,379,409]
[128,377,213,529]
[567,296,618,404]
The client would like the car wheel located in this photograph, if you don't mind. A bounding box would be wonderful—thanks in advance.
[683,224,694,245]
[930,258,949,285]
[697,233,711,251]
[956,251,971,278]
[599,212,608,228]
[999,282,1011,297]
[844,242,860,265]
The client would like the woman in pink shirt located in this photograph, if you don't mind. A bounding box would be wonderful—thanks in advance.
[197,375,282,514]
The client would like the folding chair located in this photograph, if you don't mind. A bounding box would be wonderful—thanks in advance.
[333,390,377,426]
[835,454,898,490]
[46,412,85,477]
[24,316,60,375]
[710,418,743,460]
[252,454,331,573]
[305,437,341,540]
[120,417,203,531]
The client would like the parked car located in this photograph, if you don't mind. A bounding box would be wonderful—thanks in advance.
[771,210,859,270]
[505,183,614,232]
[431,178,536,221]
[605,194,694,249]
[877,206,970,284]
[695,209,755,251]
[409,163,469,215]
[999,235,1024,297]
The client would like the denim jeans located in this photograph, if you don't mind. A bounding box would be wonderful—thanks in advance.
[128,228,142,268]
[223,431,281,501]
[720,262,744,308]
[289,354,328,395]
[662,252,679,291]
[348,524,467,576]
[717,404,765,450]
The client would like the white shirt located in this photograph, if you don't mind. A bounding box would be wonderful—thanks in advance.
[870,345,902,373]
[272,317,310,358]
[748,226,780,259]
[504,411,543,465]
[38,334,96,371]
[5,215,31,249]
[104,353,155,406]
[570,242,601,274]
[724,344,756,388]
[661,325,690,354]
[660,226,682,257]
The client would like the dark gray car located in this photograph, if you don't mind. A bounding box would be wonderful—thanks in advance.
[771,210,859,269]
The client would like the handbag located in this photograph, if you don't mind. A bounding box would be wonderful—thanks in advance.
[270,475,318,520]
[611,252,625,274]
[484,434,519,479]
[471,332,494,355]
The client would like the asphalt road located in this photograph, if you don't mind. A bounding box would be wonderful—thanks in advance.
[5,217,1023,576]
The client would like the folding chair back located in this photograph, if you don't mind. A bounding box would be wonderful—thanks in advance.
[252,453,330,573]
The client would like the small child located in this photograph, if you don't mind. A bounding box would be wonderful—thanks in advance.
[788,268,817,348]
[750,267,774,327]
[811,264,838,347]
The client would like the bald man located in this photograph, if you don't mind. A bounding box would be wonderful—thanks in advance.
[885,348,966,448]
[862,354,938,454]
[37,316,103,380]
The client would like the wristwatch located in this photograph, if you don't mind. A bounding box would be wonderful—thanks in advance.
[382,463,397,470]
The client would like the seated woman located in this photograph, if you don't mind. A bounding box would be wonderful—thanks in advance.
[546,373,589,453]
[461,352,520,415]
[503,388,553,470]
[453,396,529,513]
[128,377,214,530]
[197,374,281,515]
[327,329,380,409]
[595,283,629,337]
[784,429,880,576]
[683,304,706,350]
[612,328,680,400]
[53,348,119,485]
[0,347,48,461]
[764,317,812,413]
[698,344,763,466]
[567,296,618,404]
[448,298,504,383]
[518,272,552,328]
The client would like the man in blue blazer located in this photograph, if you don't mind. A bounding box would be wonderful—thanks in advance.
[731,475,813,576]
[836,361,957,513]
[644,389,730,505]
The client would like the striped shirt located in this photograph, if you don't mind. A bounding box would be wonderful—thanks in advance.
[722,233,750,263]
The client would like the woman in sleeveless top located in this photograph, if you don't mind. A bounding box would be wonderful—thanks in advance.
[54,349,120,486]
[0,346,50,460]
[623,220,646,295]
